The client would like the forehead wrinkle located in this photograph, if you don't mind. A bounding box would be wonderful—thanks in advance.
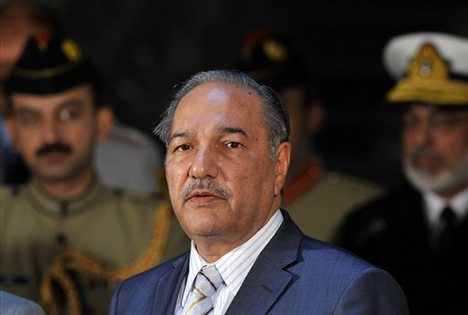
[218,126,249,138]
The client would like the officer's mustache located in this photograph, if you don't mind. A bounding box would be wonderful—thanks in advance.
[182,178,231,201]
[409,146,444,164]
[36,142,72,157]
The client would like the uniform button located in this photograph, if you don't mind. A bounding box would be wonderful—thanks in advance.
[56,233,67,246]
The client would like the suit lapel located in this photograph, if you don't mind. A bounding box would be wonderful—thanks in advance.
[225,211,302,315]
[150,253,190,314]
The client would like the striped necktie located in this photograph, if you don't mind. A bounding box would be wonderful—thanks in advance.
[184,265,224,315]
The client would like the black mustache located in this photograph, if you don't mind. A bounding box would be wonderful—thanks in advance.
[36,142,72,157]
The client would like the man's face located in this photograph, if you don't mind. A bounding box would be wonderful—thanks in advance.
[165,82,290,249]
[402,104,468,195]
[280,85,322,183]
[7,85,105,182]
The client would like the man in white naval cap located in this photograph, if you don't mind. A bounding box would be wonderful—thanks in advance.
[335,32,468,315]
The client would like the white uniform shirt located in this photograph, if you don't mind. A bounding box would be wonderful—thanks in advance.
[422,186,468,244]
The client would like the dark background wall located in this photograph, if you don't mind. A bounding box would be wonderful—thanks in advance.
[18,0,468,188]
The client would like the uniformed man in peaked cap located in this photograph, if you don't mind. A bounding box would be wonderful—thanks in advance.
[0,33,188,315]
[238,29,383,241]
[0,2,164,194]
[335,32,468,315]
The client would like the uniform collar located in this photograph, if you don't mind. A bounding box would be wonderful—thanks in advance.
[25,178,105,216]
[283,162,323,204]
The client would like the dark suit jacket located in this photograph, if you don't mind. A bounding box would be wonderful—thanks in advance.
[110,211,408,314]
[335,184,468,315]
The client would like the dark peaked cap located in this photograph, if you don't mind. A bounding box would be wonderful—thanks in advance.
[238,30,308,90]
[5,33,100,97]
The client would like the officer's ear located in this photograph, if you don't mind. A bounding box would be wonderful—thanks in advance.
[96,105,114,141]
[274,141,291,196]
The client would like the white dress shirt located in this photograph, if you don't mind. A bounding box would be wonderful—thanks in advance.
[422,186,468,244]
[175,209,283,315]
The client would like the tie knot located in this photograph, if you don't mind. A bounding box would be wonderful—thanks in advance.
[193,265,223,298]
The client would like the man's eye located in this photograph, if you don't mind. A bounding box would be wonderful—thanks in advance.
[175,144,191,152]
[430,114,464,129]
[58,108,80,121]
[17,113,39,125]
[402,114,418,127]
[226,142,242,149]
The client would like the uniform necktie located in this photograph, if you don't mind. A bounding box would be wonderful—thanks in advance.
[438,206,457,257]
[184,265,224,315]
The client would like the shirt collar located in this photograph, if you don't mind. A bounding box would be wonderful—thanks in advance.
[423,186,468,228]
[180,209,284,307]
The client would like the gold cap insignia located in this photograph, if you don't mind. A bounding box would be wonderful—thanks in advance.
[263,39,287,62]
[62,39,82,62]
[411,44,447,80]
[386,42,468,106]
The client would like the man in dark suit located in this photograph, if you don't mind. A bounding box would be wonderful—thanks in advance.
[110,70,408,314]
[335,33,468,315]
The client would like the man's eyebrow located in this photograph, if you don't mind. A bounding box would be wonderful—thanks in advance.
[57,99,85,108]
[13,106,37,114]
[169,127,248,142]
[219,126,248,137]
[169,130,191,142]
[14,99,85,113]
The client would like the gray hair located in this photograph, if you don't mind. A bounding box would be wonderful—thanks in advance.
[154,70,290,158]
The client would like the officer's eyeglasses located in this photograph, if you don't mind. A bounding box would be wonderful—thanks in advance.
[402,110,467,133]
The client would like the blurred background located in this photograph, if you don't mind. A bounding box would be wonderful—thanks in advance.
[5,0,468,188]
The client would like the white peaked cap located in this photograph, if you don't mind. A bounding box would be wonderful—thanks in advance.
[383,32,468,106]
[383,32,468,80]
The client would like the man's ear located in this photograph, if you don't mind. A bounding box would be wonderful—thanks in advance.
[274,142,291,196]
[5,116,17,141]
[5,115,22,152]
[96,106,114,141]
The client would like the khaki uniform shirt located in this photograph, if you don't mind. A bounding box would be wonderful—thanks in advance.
[284,170,384,242]
[0,180,189,315]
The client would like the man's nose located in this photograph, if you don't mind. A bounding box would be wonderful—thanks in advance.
[188,146,218,179]
[412,120,434,146]
[41,118,60,143]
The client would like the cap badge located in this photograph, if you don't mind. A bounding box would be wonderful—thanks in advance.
[408,43,448,81]
[263,39,287,62]
[61,39,82,62]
